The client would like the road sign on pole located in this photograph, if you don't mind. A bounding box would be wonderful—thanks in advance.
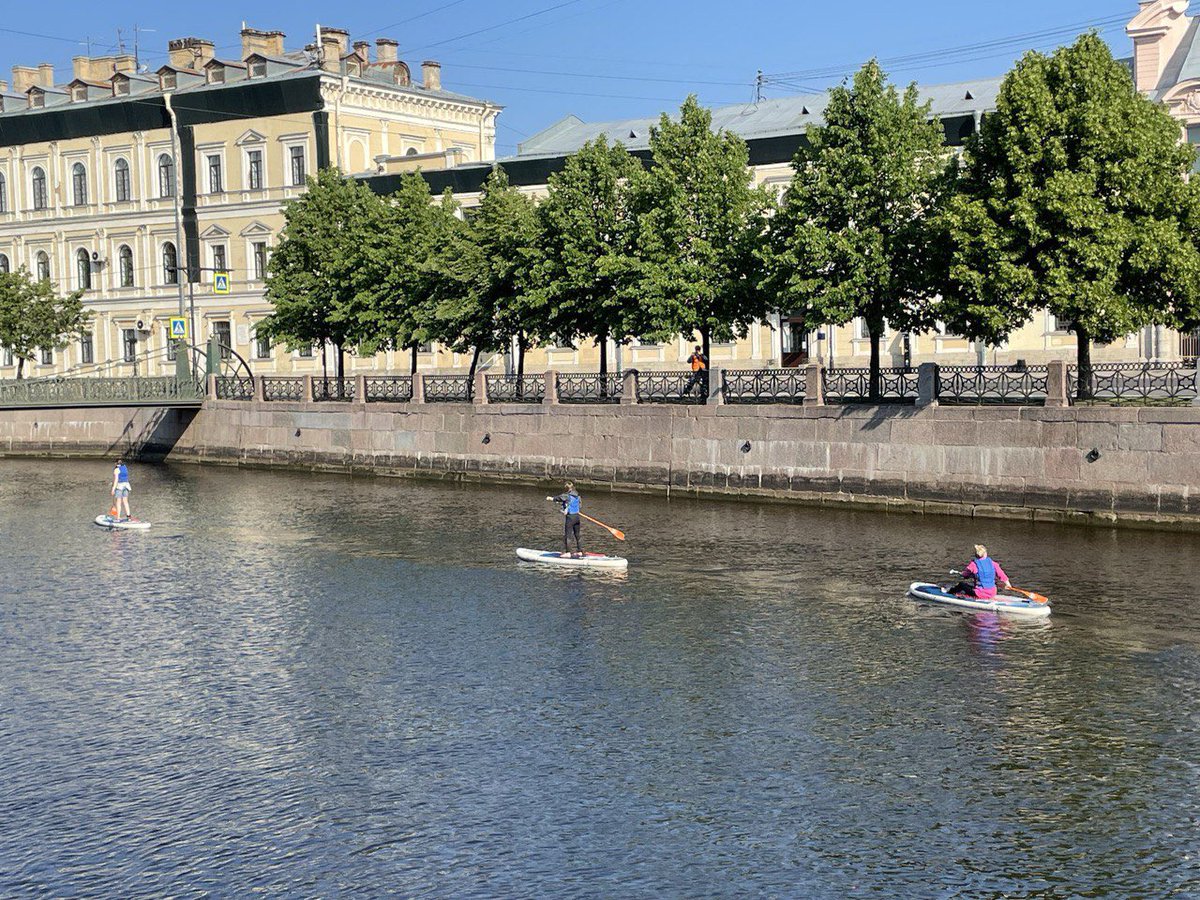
[214,271,231,294]
[169,317,188,340]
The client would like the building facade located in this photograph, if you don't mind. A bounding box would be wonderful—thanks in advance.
[0,26,498,379]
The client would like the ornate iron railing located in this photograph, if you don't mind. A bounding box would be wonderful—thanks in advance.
[215,375,254,401]
[722,368,807,404]
[824,367,919,404]
[262,377,306,402]
[313,377,356,402]
[423,374,473,402]
[1068,361,1198,404]
[638,370,708,404]
[937,365,1049,405]
[557,373,624,404]
[486,374,545,403]
[365,375,413,403]
[0,376,204,407]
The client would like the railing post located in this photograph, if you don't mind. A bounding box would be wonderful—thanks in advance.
[1046,360,1069,408]
[474,371,489,405]
[803,364,825,406]
[916,362,939,409]
[708,367,725,406]
[354,374,367,406]
[621,368,639,405]
[206,373,218,401]
[411,372,425,404]
[253,375,265,403]
[1192,361,1200,408]
[544,369,559,405]
[301,374,314,404]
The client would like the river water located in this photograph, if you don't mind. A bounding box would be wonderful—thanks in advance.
[1,458,1198,897]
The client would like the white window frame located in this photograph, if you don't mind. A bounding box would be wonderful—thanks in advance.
[113,157,133,203]
[245,147,264,191]
[280,137,309,188]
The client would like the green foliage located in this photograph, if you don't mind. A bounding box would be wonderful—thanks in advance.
[940,32,1200,385]
[763,60,950,394]
[636,96,773,356]
[0,266,89,379]
[534,136,646,373]
[258,168,382,376]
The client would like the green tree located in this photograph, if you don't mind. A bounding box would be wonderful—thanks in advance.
[763,60,950,398]
[534,136,646,377]
[348,172,444,374]
[258,168,381,381]
[471,167,542,378]
[0,266,88,379]
[635,95,772,363]
[940,32,1200,397]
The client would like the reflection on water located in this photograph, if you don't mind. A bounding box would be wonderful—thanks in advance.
[1,459,1198,896]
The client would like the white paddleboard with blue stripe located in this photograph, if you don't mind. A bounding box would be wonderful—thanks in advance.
[94,515,152,531]
[908,582,1050,618]
[516,548,628,570]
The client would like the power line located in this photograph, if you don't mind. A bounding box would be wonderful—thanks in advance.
[356,0,476,40]
[445,61,750,87]
[406,0,589,53]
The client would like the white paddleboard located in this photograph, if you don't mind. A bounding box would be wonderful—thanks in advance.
[516,548,628,570]
[907,582,1050,618]
[94,514,152,531]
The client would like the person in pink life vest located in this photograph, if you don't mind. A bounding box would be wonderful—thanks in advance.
[951,544,1012,600]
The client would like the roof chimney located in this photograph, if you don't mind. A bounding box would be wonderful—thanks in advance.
[168,38,215,70]
[319,27,350,56]
[375,38,398,64]
[353,40,371,62]
[421,60,441,92]
[0,80,7,92]
[320,35,341,72]
[37,63,54,87]
[11,66,38,92]
[240,28,286,60]
[72,54,136,83]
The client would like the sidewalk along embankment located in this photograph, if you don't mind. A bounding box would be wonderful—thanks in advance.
[2,398,1197,531]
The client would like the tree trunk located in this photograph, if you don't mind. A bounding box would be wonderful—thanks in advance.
[1075,325,1093,402]
[16,357,24,380]
[321,343,328,383]
[410,342,418,376]
[701,328,711,367]
[517,333,526,380]
[467,346,482,399]
[868,326,882,402]
[598,329,608,379]
[336,342,345,381]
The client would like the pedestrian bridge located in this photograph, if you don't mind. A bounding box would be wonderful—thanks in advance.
[0,376,204,410]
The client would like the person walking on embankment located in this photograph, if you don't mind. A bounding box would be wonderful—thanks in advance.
[951,544,1012,600]
[684,345,708,396]
[110,457,133,521]
[547,482,584,558]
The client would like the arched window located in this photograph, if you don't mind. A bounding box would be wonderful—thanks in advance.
[405,147,419,156]
[72,162,88,206]
[0,253,9,274]
[31,167,47,210]
[0,173,7,213]
[118,245,134,287]
[162,242,178,284]
[76,249,91,290]
[158,154,174,198]
[35,250,50,281]
[114,158,131,202]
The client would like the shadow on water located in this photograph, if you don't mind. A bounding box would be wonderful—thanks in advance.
[0,458,1198,896]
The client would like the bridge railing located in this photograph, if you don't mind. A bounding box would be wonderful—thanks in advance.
[0,376,204,408]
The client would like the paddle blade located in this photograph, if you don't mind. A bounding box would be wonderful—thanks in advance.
[1010,586,1049,604]
[608,527,626,542]
[109,505,118,517]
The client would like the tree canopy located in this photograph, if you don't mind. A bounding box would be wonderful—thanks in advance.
[0,266,88,379]
[763,59,951,397]
[939,32,1200,395]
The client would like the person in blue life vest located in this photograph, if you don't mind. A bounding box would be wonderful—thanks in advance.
[950,544,1012,600]
[110,457,133,521]
[547,481,583,557]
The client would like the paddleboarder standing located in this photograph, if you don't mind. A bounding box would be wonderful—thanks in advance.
[110,457,132,521]
[547,482,584,558]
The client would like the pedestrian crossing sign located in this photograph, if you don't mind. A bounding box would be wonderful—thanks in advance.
[214,271,231,294]
[169,317,188,340]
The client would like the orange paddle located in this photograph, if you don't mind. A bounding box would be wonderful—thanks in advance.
[580,512,626,542]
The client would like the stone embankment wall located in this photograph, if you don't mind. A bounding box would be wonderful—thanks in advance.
[3,398,1199,530]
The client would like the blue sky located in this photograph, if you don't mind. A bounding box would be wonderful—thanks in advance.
[0,1,1144,155]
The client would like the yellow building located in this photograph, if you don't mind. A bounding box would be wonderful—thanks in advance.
[0,25,499,379]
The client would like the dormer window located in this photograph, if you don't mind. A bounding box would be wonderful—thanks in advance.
[249,60,266,78]
[208,65,225,85]
[72,85,87,102]
[114,78,130,96]
[29,91,44,109]
[161,71,177,90]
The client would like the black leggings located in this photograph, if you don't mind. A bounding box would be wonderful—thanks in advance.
[564,514,582,553]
